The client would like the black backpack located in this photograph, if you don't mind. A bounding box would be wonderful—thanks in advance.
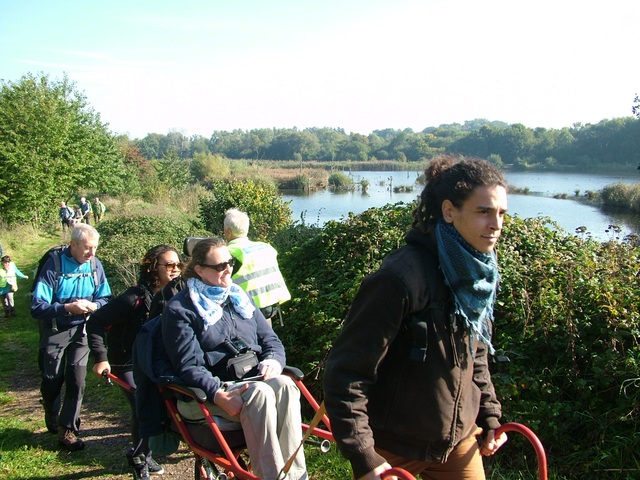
[30,245,98,297]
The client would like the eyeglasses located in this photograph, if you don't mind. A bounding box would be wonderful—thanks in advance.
[158,262,183,272]
[200,258,236,272]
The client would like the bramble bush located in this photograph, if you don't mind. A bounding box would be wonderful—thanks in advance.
[277,208,640,479]
[199,179,292,242]
[277,202,414,390]
[97,213,209,295]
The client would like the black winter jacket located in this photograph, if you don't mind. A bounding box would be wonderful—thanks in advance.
[323,228,502,478]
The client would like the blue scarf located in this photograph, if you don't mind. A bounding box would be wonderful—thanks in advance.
[435,221,499,354]
[187,277,255,330]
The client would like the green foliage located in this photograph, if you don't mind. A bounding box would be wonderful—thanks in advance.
[327,171,353,189]
[96,212,209,295]
[277,203,414,390]
[199,179,292,241]
[600,182,640,212]
[191,152,231,182]
[154,149,193,187]
[494,216,640,477]
[279,174,309,190]
[0,73,127,225]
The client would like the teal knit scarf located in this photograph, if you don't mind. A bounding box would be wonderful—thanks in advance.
[435,220,499,354]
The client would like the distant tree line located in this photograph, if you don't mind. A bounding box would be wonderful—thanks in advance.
[2,71,640,226]
[133,117,640,169]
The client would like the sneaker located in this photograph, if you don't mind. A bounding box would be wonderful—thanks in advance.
[44,411,58,434]
[146,455,164,475]
[126,448,150,480]
[58,426,85,451]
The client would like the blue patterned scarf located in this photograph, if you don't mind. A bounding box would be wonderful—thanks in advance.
[187,277,255,330]
[435,220,499,354]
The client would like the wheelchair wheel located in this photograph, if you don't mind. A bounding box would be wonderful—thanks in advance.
[194,457,227,480]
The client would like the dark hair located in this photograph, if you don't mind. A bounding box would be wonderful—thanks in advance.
[139,244,181,288]
[412,155,507,232]
[1,256,9,263]
[183,237,227,281]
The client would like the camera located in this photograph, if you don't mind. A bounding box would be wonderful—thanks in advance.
[224,338,250,356]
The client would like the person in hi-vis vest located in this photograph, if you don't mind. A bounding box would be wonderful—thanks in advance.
[223,208,291,325]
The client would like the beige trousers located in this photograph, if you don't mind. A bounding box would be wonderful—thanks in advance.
[178,375,307,480]
[376,427,486,480]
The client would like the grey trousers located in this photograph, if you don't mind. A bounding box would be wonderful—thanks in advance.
[178,375,307,480]
[38,322,89,431]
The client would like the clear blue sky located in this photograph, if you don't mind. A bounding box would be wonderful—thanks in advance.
[1,0,638,139]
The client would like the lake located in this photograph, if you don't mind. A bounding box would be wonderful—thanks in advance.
[282,170,640,241]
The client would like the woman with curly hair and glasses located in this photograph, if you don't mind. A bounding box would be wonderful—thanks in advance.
[87,244,182,476]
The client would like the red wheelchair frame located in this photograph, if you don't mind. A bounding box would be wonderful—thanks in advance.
[106,371,546,480]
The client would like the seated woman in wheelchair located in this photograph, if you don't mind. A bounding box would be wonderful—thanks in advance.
[161,237,307,480]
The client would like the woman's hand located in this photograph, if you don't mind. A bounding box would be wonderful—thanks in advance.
[213,383,250,417]
[480,429,508,456]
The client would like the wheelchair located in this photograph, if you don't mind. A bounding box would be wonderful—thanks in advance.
[106,370,546,480]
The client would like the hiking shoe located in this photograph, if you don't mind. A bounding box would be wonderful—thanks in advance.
[146,455,164,475]
[58,426,85,451]
[44,411,58,434]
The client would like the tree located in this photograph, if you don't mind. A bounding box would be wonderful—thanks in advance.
[199,179,292,241]
[0,73,126,224]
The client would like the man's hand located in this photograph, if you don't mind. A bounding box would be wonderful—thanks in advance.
[480,429,508,456]
[213,383,251,417]
[92,361,110,377]
[65,299,98,315]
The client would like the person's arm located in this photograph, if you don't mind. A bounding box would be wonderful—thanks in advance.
[161,297,224,400]
[323,270,410,479]
[87,287,137,367]
[472,335,507,454]
[13,265,28,279]
[31,258,66,319]
[473,336,502,431]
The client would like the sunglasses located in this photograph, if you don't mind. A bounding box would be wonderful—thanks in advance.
[200,258,236,272]
[158,262,183,272]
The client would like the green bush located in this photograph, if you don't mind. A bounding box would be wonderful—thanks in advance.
[327,171,353,189]
[277,202,414,392]
[97,213,209,295]
[199,179,292,242]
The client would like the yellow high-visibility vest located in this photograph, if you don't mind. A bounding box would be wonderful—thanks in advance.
[227,238,291,309]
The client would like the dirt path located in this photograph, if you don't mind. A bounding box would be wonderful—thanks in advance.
[1,342,197,479]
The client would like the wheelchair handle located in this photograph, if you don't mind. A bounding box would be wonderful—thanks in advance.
[381,467,416,479]
[495,422,548,480]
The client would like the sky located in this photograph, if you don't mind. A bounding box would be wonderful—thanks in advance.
[1,0,638,139]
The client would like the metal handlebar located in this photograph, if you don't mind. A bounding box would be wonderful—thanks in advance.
[495,422,548,480]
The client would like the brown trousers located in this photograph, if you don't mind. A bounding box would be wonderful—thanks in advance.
[376,427,485,480]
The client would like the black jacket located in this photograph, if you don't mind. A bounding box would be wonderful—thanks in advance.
[87,284,153,372]
[323,228,502,478]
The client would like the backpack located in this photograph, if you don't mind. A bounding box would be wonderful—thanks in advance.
[30,245,99,297]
